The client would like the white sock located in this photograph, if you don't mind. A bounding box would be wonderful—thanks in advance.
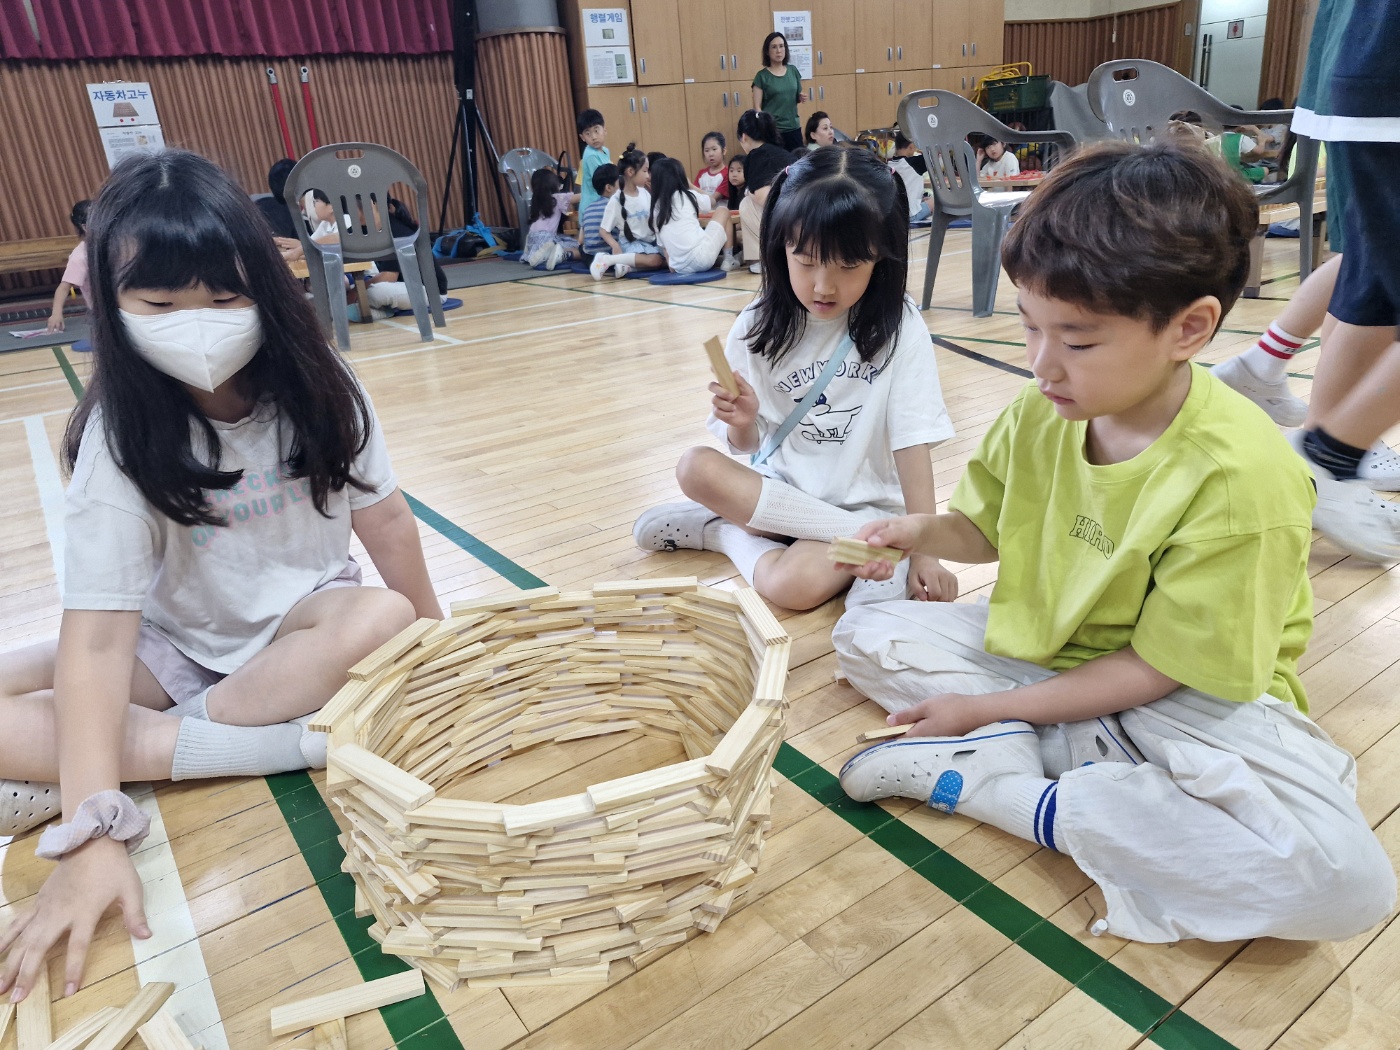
[748,477,866,541]
[176,685,213,720]
[702,520,786,584]
[170,717,311,780]
[615,252,637,267]
[958,772,1062,851]
[1242,321,1307,381]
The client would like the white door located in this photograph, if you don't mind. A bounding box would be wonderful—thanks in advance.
[1194,0,1268,108]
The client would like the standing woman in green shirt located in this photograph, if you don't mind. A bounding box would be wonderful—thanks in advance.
[751,33,807,151]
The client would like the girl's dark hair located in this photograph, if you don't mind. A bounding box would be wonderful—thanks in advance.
[616,143,647,243]
[761,31,789,65]
[70,199,91,235]
[804,111,830,144]
[738,110,781,147]
[649,157,699,232]
[1002,140,1258,332]
[529,168,563,221]
[727,153,747,208]
[702,131,726,152]
[749,146,909,365]
[62,149,373,527]
[646,151,667,170]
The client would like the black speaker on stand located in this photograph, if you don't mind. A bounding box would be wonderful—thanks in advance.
[437,0,509,246]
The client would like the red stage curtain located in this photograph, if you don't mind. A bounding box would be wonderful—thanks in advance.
[0,0,453,60]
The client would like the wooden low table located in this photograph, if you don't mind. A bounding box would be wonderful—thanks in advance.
[0,236,79,277]
[978,173,1047,192]
[288,258,375,324]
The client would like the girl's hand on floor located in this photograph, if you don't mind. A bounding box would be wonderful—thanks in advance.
[0,835,149,1001]
[888,693,985,738]
[908,554,959,602]
[45,313,65,334]
[710,372,758,429]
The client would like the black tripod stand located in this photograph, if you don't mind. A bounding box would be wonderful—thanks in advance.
[436,0,509,243]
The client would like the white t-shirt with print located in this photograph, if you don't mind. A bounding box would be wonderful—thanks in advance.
[890,158,926,217]
[980,151,1021,178]
[600,187,657,244]
[63,393,398,673]
[708,299,955,514]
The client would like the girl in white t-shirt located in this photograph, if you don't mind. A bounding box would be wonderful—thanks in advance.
[649,158,739,274]
[633,147,957,611]
[590,144,666,280]
[0,149,441,1001]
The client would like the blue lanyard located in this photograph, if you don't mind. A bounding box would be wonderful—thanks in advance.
[751,335,855,466]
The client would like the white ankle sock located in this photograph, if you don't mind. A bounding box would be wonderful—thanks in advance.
[176,685,213,720]
[747,477,866,541]
[170,717,311,780]
[957,772,1062,851]
[615,252,637,267]
[1242,322,1307,381]
[702,520,786,584]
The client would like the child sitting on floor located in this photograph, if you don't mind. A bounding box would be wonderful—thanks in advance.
[591,144,665,280]
[649,157,738,273]
[694,131,731,209]
[580,163,618,259]
[833,141,1395,944]
[522,168,581,271]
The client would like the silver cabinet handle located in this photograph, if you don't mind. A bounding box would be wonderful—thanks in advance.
[962,42,967,57]
[897,46,903,60]
[887,46,893,61]
[629,97,636,112]
[720,54,726,69]
[898,80,903,94]
[640,57,646,73]
[818,50,823,64]
[819,84,825,100]
[733,91,741,106]
[642,96,648,113]
[722,91,729,107]
[887,81,892,95]
[972,42,977,56]
[732,54,738,69]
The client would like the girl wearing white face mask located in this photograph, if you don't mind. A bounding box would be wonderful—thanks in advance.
[0,149,442,1002]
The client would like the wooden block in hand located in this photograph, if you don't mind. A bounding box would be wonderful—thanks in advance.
[704,337,739,396]
[827,537,904,566]
[855,725,910,744]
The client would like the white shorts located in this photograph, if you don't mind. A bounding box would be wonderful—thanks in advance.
[668,222,728,274]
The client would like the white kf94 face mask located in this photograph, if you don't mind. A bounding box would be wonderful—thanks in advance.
[119,306,263,392]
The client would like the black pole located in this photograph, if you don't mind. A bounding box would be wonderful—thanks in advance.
[437,0,479,234]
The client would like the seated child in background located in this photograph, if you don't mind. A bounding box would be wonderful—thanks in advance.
[580,163,618,259]
[727,154,747,209]
[649,157,738,273]
[977,135,1021,179]
[522,168,581,271]
[892,129,927,176]
[577,108,609,213]
[694,132,731,211]
[591,144,666,279]
[46,200,91,333]
[889,133,929,222]
[834,141,1394,945]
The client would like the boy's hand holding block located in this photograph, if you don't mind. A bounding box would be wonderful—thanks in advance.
[828,536,905,567]
[705,336,739,396]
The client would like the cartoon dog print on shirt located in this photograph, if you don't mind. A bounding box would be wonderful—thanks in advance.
[797,393,863,444]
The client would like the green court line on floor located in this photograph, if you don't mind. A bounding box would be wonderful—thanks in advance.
[403,492,546,590]
[51,345,84,399]
[512,277,747,314]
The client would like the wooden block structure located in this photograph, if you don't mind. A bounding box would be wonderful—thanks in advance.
[319,579,790,990]
[827,537,905,567]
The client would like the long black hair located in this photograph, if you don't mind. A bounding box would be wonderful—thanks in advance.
[727,153,747,208]
[529,167,563,222]
[748,146,909,365]
[761,31,789,66]
[62,149,373,527]
[615,142,648,243]
[649,157,700,232]
[737,110,781,148]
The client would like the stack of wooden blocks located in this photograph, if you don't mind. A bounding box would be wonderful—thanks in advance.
[311,578,791,991]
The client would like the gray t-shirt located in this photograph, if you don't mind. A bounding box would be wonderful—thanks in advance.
[63,392,397,673]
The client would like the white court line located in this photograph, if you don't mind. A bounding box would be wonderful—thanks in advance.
[20,428,227,1047]
[0,407,68,428]
[23,416,65,590]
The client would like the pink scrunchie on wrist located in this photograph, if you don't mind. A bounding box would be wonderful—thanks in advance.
[34,790,152,860]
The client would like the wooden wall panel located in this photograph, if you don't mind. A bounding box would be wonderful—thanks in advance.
[1004,2,1186,89]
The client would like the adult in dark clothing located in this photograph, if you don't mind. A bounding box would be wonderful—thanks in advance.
[736,110,790,267]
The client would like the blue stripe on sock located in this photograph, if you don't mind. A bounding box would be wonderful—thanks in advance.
[1031,781,1056,848]
[1042,784,1059,852]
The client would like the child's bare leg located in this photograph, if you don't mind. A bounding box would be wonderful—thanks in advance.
[1305,319,1398,431]
[1277,254,1343,337]
[1311,334,1400,449]
[632,253,665,271]
[709,207,735,252]
[0,642,180,782]
[204,586,416,727]
[751,540,854,609]
[676,446,768,528]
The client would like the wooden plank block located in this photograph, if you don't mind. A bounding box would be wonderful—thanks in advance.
[330,742,435,810]
[17,963,50,1048]
[753,642,790,706]
[593,578,698,596]
[86,982,175,1050]
[856,724,910,744]
[0,1003,11,1044]
[308,677,374,733]
[313,1017,348,1050]
[450,587,558,615]
[704,336,739,396]
[347,617,439,681]
[41,1006,119,1050]
[135,1010,198,1050]
[827,536,905,566]
[269,969,425,1036]
[705,703,772,777]
[733,588,788,646]
[587,758,715,811]
[502,794,597,836]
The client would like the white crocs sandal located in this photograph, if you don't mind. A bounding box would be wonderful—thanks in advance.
[838,721,1041,811]
[633,501,718,552]
[1036,715,1145,779]
[1359,442,1400,493]
[0,780,61,836]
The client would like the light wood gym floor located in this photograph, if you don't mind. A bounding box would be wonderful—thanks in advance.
[1,230,1398,1050]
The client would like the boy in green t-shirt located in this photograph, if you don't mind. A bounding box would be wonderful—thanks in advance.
[835,141,1394,944]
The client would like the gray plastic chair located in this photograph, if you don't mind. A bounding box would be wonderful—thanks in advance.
[285,143,444,351]
[1086,59,1320,283]
[1049,82,1109,143]
[499,148,560,250]
[898,90,1076,316]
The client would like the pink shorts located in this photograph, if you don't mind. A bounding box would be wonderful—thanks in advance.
[135,559,362,704]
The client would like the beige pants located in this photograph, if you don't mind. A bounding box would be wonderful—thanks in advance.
[739,194,763,263]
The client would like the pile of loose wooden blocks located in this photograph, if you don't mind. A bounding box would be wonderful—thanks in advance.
[310,578,791,991]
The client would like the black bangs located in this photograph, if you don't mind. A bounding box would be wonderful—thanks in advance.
[113,207,253,299]
[776,190,883,267]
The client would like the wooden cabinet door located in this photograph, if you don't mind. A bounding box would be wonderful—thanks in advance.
[685,82,738,176]
[810,0,855,76]
[638,85,692,168]
[679,1,730,82]
[632,0,683,85]
[588,85,643,152]
[968,0,1004,67]
[893,0,933,71]
[725,0,773,84]
[853,0,894,73]
[856,71,900,130]
[931,0,970,69]
[809,74,857,140]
